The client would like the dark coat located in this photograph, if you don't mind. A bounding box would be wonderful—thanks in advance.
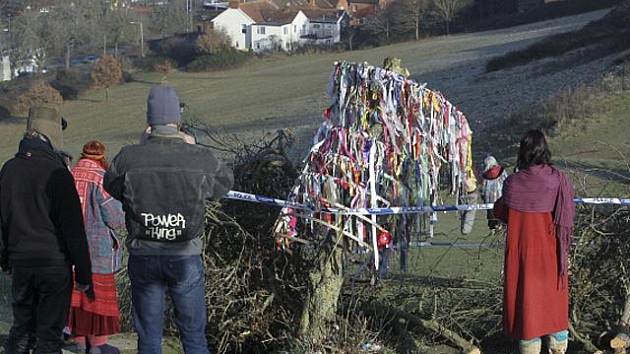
[0,136,92,286]
[104,135,233,245]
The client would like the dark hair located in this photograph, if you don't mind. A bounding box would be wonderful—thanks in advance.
[517,129,551,170]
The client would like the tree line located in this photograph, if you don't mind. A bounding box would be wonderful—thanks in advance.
[0,0,195,72]
[361,0,467,46]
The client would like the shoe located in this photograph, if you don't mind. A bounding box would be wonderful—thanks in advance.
[518,339,541,354]
[547,336,567,354]
[89,344,120,354]
[63,342,87,353]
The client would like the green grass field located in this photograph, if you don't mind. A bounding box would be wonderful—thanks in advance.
[551,90,630,197]
[0,42,463,162]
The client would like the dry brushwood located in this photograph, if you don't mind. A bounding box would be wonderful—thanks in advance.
[570,206,630,352]
[115,120,630,353]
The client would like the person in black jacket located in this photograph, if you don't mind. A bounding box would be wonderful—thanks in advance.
[0,106,93,354]
[104,86,233,354]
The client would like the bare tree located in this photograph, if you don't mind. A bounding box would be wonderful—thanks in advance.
[46,0,101,68]
[8,8,44,73]
[150,0,189,38]
[402,0,430,40]
[103,8,132,57]
[364,5,399,43]
[432,0,464,35]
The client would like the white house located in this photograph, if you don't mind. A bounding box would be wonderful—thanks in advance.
[250,11,309,52]
[301,9,346,45]
[212,0,280,51]
[212,0,346,52]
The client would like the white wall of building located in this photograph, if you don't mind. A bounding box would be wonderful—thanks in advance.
[211,9,255,50]
[0,55,10,81]
[214,8,344,52]
[306,14,345,44]
[251,11,309,52]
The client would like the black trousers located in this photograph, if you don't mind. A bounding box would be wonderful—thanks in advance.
[4,265,72,354]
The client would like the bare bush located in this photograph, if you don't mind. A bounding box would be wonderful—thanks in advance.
[15,82,63,115]
[196,30,231,55]
[91,55,123,101]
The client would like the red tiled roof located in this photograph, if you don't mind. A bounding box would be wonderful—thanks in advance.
[301,8,343,22]
[268,0,337,9]
[239,0,281,22]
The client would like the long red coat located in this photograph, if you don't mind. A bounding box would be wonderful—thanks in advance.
[495,199,569,340]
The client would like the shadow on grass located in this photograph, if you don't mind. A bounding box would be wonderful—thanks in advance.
[75,98,101,103]
[128,78,162,86]
[0,116,25,126]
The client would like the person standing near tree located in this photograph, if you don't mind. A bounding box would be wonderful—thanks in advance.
[0,106,93,354]
[494,130,575,354]
[480,155,509,231]
[104,85,233,354]
[67,141,125,354]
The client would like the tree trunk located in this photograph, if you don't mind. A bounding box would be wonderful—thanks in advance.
[415,17,420,40]
[445,19,451,35]
[114,43,119,58]
[105,87,110,102]
[298,235,345,343]
[385,20,390,42]
[65,45,71,69]
[103,34,107,57]
[348,31,354,51]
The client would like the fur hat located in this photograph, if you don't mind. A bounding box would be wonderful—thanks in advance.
[27,106,64,149]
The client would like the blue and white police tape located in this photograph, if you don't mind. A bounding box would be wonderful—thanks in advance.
[225,191,630,216]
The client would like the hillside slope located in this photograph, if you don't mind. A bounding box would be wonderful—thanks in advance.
[0,10,612,163]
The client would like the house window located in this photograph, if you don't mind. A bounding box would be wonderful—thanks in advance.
[294,25,297,32]
[257,26,266,34]
[256,43,260,49]
[283,27,288,35]
[241,24,247,34]
[236,42,239,48]
[312,24,321,29]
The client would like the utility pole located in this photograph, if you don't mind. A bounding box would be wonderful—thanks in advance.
[186,0,193,33]
[130,21,145,57]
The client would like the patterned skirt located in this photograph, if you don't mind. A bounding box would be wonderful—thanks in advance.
[68,273,121,337]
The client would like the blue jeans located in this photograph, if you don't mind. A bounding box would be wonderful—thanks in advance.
[128,255,210,354]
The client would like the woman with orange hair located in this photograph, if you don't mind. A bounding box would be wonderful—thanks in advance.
[67,141,125,354]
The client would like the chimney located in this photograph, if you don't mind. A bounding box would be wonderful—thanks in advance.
[309,0,316,7]
[229,0,240,9]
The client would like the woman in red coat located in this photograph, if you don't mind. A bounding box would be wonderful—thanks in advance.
[494,130,575,354]
[68,141,125,354]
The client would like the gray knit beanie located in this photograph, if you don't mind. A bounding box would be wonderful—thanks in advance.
[147,85,181,126]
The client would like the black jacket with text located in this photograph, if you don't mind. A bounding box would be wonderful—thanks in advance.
[103,135,233,244]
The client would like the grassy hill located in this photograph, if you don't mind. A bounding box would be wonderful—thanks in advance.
[0,9,609,163]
